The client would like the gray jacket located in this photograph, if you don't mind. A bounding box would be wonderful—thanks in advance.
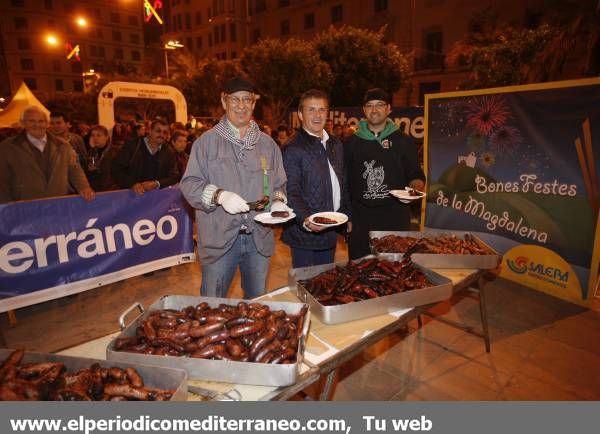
[180,128,287,263]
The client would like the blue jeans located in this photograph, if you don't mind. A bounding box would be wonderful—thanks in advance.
[200,233,269,299]
[290,246,336,269]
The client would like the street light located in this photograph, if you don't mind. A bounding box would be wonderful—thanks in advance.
[163,40,183,79]
[75,16,88,28]
[46,34,59,46]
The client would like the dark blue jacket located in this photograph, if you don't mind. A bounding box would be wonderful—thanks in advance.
[281,128,350,250]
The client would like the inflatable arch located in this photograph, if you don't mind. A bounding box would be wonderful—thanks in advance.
[97,81,187,130]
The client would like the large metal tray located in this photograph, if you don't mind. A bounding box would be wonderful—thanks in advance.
[0,348,188,400]
[289,257,453,324]
[369,230,502,269]
[106,295,310,387]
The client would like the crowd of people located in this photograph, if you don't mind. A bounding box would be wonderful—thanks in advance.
[0,77,425,301]
[0,110,209,200]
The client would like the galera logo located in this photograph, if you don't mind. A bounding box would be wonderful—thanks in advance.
[506,256,528,274]
[506,256,570,287]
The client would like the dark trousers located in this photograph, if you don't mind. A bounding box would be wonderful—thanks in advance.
[348,202,411,260]
[290,246,336,268]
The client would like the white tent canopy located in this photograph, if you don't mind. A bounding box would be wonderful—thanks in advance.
[0,82,50,128]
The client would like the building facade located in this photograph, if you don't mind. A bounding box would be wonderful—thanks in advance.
[0,0,145,97]
[165,0,551,106]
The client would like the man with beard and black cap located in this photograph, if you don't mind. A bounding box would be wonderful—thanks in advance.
[345,88,426,259]
[180,76,290,299]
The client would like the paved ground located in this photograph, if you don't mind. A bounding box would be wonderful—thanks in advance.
[2,233,599,400]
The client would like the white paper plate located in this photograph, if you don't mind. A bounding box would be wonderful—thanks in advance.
[308,212,349,227]
[390,188,426,204]
[254,211,296,225]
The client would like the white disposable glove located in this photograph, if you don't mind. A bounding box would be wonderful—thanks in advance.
[270,200,292,213]
[218,191,249,214]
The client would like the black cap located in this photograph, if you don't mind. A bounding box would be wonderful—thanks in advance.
[363,88,391,105]
[223,76,255,94]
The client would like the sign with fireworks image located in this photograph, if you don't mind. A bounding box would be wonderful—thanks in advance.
[423,78,600,305]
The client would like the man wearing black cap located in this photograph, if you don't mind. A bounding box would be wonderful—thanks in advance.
[345,88,426,259]
[180,77,289,298]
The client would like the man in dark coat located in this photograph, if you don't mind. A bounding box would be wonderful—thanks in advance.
[345,88,426,259]
[0,106,94,204]
[282,89,350,268]
[112,118,180,194]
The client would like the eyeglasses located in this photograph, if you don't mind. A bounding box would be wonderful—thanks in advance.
[227,95,254,106]
[305,107,329,115]
[364,102,388,110]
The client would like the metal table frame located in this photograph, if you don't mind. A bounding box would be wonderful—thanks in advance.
[45,268,492,401]
[296,269,493,400]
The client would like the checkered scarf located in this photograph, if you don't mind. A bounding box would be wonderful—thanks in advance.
[214,116,261,159]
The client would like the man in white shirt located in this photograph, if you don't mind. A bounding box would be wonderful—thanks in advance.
[281,89,350,268]
[0,106,94,203]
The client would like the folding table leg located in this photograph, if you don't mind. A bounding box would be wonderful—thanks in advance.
[8,310,17,327]
[319,369,338,401]
[477,276,491,353]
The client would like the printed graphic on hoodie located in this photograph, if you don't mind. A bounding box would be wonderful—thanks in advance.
[362,160,389,199]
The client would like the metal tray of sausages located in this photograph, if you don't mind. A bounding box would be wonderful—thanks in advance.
[106,295,310,387]
[369,231,502,269]
[0,348,188,401]
[289,256,453,325]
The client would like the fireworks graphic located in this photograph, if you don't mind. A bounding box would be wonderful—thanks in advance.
[431,98,468,137]
[467,132,486,152]
[489,125,523,156]
[466,95,511,136]
[516,145,551,176]
[480,152,496,168]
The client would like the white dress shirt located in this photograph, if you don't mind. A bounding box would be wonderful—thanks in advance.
[26,133,47,153]
[303,128,341,211]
